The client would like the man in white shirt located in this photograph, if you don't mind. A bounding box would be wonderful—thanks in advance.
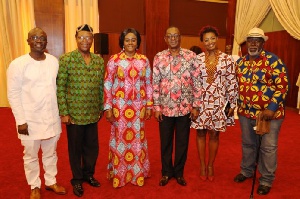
[7,27,66,199]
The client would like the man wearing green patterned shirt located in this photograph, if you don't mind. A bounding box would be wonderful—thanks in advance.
[57,24,104,197]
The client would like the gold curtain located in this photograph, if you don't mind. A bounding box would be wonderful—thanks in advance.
[0,0,35,107]
[64,0,99,53]
[269,0,300,40]
[232,0,271,55]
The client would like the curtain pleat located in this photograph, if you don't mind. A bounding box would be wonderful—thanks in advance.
[64,0,99,53]
[232,0,271,55]
[269,0,300,40]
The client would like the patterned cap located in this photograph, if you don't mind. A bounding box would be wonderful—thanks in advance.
[76,24,93,33]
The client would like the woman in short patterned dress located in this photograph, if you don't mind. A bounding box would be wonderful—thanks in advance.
[104,28,153,188]
[191,26,238,181]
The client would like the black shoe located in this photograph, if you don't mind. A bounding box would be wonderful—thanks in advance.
[234,173,249,183]
[73,184,83,197]
[257,185,271,195]
[159,176,170,186]
[86,177,101,187]
[176,177,187,186]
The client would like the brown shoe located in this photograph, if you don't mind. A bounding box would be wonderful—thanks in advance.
[176,177,187,186]
[30,187,40,199]
[45,183,67,195]
[159,176,170,186]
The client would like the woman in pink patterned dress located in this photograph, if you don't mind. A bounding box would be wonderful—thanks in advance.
[191,26,238,181]
[104,28,153,188]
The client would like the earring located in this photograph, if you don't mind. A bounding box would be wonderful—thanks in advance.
[123,46,125,51]
[136,48,138,51]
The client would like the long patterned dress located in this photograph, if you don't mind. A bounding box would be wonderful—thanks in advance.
[104,51,153,188]
[191,51,238,132]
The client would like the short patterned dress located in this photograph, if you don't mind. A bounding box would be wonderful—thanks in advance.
[191,51,238,132]
[104,51,153,188]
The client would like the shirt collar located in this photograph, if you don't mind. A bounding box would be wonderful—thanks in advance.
[166,47,182,56]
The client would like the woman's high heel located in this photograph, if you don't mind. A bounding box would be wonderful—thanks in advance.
[200,168,207,181]
[207,166,214,181]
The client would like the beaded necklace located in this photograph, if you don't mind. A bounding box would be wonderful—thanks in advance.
[205,50,219,84]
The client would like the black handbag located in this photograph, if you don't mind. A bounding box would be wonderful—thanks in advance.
[224,102,231,118]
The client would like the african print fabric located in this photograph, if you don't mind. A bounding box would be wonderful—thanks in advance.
[236,50,289,119]
[57,49,105,125]
[104,52,153,188]
[152,48,201,117]
[191,51,238,132]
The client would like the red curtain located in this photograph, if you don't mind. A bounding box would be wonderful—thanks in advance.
[264,31,300,107]
[145,0,170,66]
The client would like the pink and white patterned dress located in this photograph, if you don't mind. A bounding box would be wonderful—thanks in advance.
[104,52,153,188]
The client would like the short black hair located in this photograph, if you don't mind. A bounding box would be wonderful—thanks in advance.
[119,28,141,49]
[199,25,219,42]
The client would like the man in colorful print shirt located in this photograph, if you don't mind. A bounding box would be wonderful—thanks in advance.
[57,24,105,197]
[153,26,202,187]
[234,27,289,195]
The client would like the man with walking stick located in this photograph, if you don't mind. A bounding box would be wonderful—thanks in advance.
[233,27,289,196]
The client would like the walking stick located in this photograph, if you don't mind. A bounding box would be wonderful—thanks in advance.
[249,135,262,199]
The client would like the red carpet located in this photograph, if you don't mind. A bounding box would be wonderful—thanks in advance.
[0,107,299,199]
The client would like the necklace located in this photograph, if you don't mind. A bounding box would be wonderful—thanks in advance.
[205,50,219,84]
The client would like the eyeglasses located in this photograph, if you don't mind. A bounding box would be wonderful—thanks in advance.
[165,34,180,40]
[77,36,93,42]
[30,36,47,42]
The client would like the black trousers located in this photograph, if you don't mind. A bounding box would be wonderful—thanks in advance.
[66,122,99,185]
[159,114,191,178]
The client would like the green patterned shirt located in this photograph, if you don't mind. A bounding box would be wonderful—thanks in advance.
[57,49,104,125]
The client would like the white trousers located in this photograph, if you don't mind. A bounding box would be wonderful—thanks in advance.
[21,134,60,189]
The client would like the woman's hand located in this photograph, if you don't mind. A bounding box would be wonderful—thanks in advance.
[190,108,199,121]
[227,108,234,117]
[145,109,152,120]
[106,109,115,123]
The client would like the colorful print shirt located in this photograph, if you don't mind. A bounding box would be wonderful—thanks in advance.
[57,49,105,125]
[236,50,289,119]
[153,48,202,117]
